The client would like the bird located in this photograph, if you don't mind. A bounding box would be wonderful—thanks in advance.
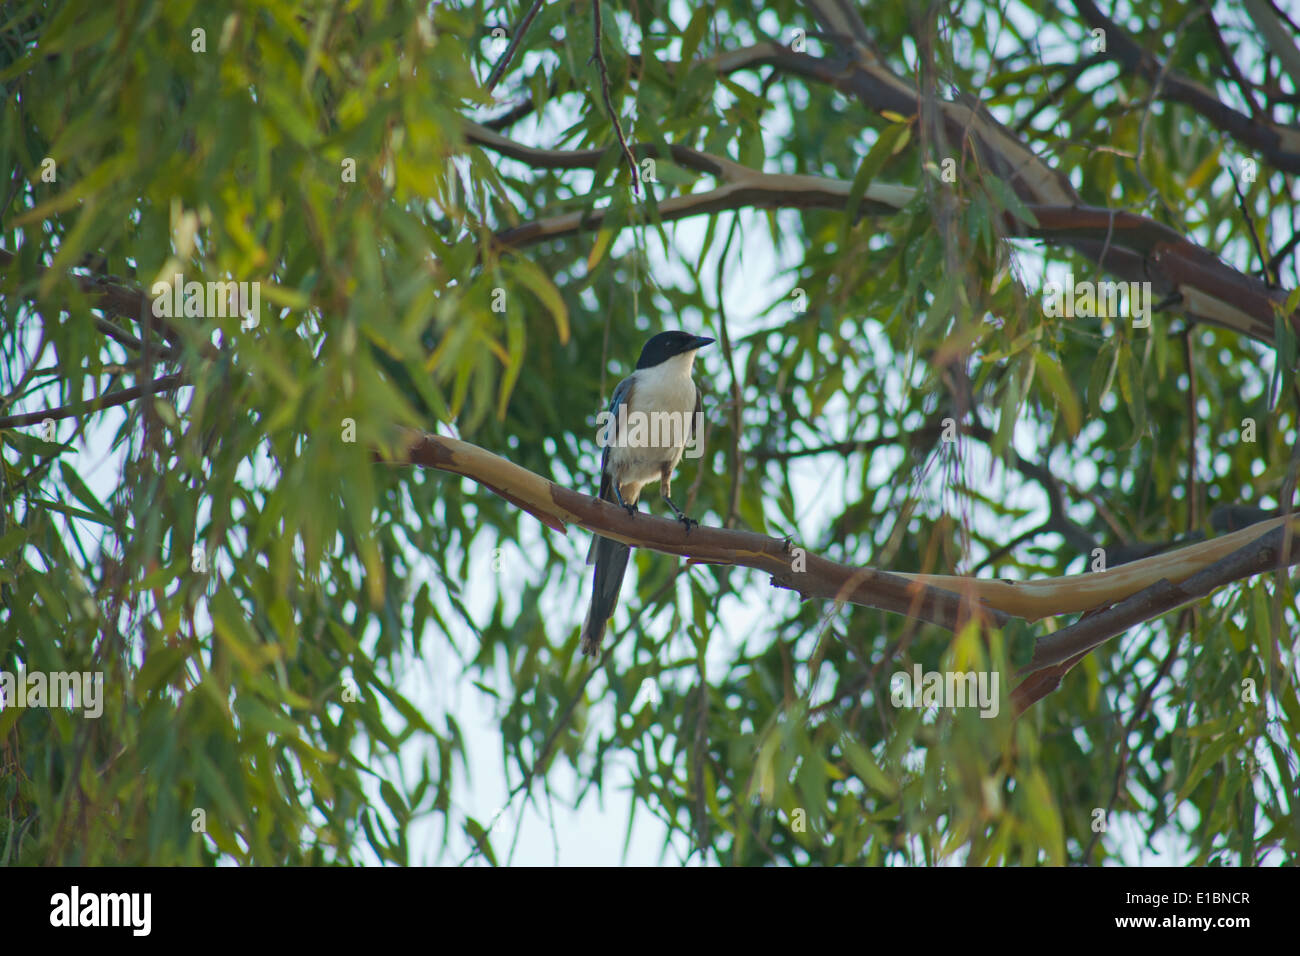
[579,330,714,657]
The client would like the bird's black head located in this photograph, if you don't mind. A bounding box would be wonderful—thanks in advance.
[635,331,715,370]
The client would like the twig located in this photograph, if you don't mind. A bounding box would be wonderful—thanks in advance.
[591,0,640,196]
[0,373,184,429]
[483,0,548,93]
[1231,168,1275,288]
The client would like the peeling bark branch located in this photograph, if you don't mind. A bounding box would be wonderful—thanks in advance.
[1017,523,1300,677]
[393,431,999,632]
[393,432,1300,646]
[901,514,1299,620]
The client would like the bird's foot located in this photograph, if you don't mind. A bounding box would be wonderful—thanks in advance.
[613,487,637,516]
[662,493,695,531]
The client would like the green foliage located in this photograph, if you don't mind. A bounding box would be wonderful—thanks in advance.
[1,0,1297,865]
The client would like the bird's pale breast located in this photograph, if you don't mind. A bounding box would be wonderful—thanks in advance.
[609,360,698,492]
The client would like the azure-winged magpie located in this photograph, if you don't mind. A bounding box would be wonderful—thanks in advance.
[579,331,713,656]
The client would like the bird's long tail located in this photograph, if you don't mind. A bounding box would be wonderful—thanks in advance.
[579,532,631,657]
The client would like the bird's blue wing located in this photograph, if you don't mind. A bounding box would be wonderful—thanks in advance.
[588,374,636,566]
[597,374,636,499]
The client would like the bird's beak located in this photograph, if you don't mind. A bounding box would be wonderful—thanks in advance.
[691,336,715,351]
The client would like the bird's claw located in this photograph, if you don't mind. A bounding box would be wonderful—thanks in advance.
[678,515,698,533]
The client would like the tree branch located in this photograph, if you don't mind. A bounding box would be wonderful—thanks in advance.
[466,127,1294,343]
[393,431,999,632]
[1017,523,1300,675]
[0,373,184,428]
[393,432,1300,648]
[1072,0,1300,173]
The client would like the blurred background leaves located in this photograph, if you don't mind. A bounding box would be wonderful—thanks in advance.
[0,0,1296,865]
